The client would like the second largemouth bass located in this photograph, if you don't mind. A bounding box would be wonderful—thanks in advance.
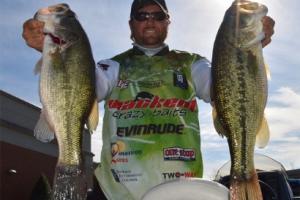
[211,1,270,200]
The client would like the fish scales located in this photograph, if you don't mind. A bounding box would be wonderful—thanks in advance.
[212,1,269,200]
[40,22,95,166]
[34,4,98,200]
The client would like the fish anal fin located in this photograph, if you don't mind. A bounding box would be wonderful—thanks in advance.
[212,105,227,138]
[86,99,99,132]
[256,115,270,148]
[34,110,55,142]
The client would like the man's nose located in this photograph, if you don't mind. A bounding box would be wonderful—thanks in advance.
[145,17,155,25]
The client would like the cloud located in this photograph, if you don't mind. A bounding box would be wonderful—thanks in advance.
[266,87,300,140]
[257,141,300,170]
[167,0,229,58]
[198,87,300,176]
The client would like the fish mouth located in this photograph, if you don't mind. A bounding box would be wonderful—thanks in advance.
[44,32,67,45]
[223,1,268,49]
[228,0,268,31]
[34,4,71,46]
[232,1,268,17]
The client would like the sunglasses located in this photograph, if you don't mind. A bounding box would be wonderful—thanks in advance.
[133,11,169,22]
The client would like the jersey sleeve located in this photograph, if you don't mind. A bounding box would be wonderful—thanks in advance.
[191,58,212,103]
[95,59,120,101]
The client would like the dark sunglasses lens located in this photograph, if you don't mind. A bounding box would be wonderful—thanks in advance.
[153,12,167,21]
[134,12,167,21]
[134,12,148,21]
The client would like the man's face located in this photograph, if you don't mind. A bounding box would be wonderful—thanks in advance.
[130,4,170,48]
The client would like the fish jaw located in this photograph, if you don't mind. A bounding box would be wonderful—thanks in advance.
[222,1,268,49]
[34,4,76,50]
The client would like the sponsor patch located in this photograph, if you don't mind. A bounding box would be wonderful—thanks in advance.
[162,171,197,180]
[111,157,128,164]
[173,70,188,89]
[163,147,196,161]
[134,91,154,101]
[108,95,197,112]
[111,141,142,164]
[152,108,187,117]
[112,110,145,120]
[117,80,130,89]
[112,170,142,182]
[116,123,184,137]
[137,80,164,88]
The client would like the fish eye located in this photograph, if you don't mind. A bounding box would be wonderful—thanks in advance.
[48,4,68,14]
[55,7,66,13]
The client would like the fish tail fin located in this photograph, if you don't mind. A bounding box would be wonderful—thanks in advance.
[230,172,263,200]
[52,164,87,199]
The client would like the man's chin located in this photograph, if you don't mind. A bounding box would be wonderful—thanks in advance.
[141,39,164,48]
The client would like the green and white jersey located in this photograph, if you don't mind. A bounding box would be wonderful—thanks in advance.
[95,46,211,200]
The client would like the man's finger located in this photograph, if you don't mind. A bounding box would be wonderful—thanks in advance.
[261,16,275,48]
[262,16,275,27]
[262,38,271,48]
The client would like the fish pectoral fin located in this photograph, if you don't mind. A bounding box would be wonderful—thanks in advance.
[255,115,270,148]
[212,105,228,138]
[34,57,43,75]
[34,110,55,142]
[86,99,99,132]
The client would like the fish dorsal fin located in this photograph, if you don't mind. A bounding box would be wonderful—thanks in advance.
[256,115,270,148]
[34,110,55,142]
[34,57,43,75]
[86,99,99,132]
[212,105,228,138]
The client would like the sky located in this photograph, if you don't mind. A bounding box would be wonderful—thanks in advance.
[0,0,299,179]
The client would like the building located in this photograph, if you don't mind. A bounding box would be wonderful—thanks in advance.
[0,90,94,200]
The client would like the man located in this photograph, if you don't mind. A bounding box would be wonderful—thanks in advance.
[23,0,275,199]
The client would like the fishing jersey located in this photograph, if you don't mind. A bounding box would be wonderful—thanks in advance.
[94,46,211,200]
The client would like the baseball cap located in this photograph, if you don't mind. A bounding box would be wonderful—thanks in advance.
[130,0,169,19]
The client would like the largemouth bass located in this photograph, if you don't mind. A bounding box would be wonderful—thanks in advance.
[211,1,270,200]
[33,4,98,200]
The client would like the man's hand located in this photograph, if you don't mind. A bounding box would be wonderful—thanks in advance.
[262,16,275,48]
[22,19,45,52]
